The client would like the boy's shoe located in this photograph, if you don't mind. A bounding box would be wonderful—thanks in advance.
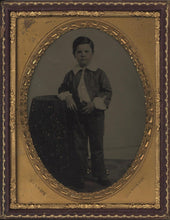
[105,169,110,175]
[97,176,111,186]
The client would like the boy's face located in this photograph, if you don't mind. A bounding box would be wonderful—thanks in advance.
[74,44,93,67]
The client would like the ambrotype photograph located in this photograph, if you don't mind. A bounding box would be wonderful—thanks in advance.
[1,1,169,218]
[28,28,145,192]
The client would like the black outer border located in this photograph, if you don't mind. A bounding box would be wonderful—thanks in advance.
[169,4,170,218]
[0,2,3,218]
[1,1,168,219]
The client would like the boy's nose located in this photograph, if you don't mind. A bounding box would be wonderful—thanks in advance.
[81,52,86,56]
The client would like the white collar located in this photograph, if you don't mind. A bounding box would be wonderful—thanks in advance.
[72,62,98,75]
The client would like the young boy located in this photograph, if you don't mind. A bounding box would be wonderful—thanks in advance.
[58,36,112,188]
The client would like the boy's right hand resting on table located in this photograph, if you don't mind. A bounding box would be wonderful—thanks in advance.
[65,95,77,111]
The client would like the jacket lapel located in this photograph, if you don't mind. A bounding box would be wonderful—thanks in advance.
[73,69,83,90]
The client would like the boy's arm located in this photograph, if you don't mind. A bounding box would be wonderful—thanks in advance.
[93,70,112,110]
[58,72,72,100]
[58,72,77,111]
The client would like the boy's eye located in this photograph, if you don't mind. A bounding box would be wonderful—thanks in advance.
[77,50,90,54]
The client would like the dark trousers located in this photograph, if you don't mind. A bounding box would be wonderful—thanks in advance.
[67,107,106,179]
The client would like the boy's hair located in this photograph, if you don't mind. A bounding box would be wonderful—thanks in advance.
[73,36,94,55]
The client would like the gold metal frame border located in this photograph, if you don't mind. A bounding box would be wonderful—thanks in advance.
[20,14,155,201]
[9,10,161,209]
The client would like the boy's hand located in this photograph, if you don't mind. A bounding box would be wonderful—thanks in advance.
[82,102,94,114]
[65,95,77,111]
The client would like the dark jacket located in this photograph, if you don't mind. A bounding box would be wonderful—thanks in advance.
[58,68,112,108]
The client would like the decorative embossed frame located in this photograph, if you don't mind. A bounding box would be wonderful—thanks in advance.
[20,17,155,202]
[0,1,169,219]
